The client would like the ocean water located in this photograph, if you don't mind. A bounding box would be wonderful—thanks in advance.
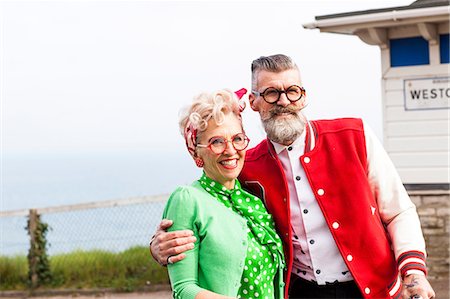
[0,151,201,255]
[2,151,200,211]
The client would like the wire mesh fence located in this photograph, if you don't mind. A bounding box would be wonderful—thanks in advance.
[0,195,169,291]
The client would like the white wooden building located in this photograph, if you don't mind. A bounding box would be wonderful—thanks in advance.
[304,0,450,189]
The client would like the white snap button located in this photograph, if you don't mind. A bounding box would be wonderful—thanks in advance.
[364,287,370,294]
[317,189,325,196]
[304,157,310,163]
[332,222,339,229]
[347,254,353,262]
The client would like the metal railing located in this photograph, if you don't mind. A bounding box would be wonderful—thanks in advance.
[1,194,168,256]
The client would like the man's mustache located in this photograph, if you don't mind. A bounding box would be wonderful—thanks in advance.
[268,106,299,117]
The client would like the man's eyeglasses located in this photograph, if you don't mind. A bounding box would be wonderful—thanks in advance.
[252,85,306,104]
[196,133,250,155]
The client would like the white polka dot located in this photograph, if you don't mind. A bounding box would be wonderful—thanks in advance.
[246,198,251,202]
[244,278,249,282]
[210,181,215,186]
[257,233,262,237]
[258,215,263,219]
[248,260,252,265]
[255,279,259,285]
[244,266,248,270]
[222,187,226,191]
[250,273,253,277]
[253,267,257,272]
[249,285,254,290]
[236,191,241,195]
[252,255,257,260]
[255,204,260,209]
[222,196,227,200]
[243,290,248,294]
[255,292,259,297]
[248,207,253,212]
[238,199,242,203]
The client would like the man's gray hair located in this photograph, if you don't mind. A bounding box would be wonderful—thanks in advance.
[251,54,298,88]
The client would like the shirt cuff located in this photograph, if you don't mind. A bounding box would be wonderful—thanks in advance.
[404,269,426,277]
[397,250,427,278]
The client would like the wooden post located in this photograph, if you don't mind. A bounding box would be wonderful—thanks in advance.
[28,209,38,288]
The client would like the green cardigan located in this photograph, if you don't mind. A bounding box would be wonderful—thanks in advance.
[162,181,285,299]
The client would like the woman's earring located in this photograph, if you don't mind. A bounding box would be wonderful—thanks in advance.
[195,159,204,168]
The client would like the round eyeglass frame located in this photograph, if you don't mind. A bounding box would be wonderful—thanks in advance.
[196,133,250,155]
[252,85,306,104]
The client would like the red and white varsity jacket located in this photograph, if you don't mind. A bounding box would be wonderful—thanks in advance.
[238,118,427,299]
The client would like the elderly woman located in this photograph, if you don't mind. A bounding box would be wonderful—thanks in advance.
[163,89,285,299]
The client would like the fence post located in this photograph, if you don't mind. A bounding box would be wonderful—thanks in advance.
[28,209,38,288]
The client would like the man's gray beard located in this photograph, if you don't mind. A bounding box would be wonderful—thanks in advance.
[262,111,306,145]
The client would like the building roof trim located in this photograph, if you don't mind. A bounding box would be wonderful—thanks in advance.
[303,6,450,30]
[315,0,449,20]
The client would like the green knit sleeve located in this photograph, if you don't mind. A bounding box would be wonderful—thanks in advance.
[162,186,204,299]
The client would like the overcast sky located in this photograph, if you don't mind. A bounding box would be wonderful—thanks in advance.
[1,0,414,157]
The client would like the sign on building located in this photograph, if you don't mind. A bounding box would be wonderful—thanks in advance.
[404,77,450,110]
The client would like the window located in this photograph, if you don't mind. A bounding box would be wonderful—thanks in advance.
[390,37,429,67]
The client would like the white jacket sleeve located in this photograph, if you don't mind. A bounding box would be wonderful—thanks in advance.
[363,120,427,277]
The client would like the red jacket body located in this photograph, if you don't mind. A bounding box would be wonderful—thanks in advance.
[239,118,400,299]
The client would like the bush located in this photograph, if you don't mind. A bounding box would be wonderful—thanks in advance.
[0,246,168,291]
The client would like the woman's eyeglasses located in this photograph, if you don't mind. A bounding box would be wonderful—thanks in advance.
[197,133,250,154]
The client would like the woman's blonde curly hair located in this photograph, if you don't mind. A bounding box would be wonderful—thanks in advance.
[179,89,242,139]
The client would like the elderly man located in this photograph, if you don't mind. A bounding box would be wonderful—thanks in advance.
[150,54,435,299]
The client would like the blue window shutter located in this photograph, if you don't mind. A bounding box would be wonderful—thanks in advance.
[390,37,429,67]
[440,34,449,64]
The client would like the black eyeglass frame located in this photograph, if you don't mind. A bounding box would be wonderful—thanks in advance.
[252,85,306,104]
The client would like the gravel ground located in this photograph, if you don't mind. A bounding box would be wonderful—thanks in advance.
[2,278,447,298]
[31,291,171,299]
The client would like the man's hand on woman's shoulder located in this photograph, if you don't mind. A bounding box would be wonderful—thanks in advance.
[149,219,196,266]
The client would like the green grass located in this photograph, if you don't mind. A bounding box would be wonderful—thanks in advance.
[0,246,168,291]
[0,255,28,290]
